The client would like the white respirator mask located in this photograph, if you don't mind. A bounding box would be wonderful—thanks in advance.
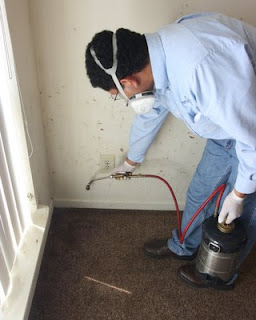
[90,33,155,114]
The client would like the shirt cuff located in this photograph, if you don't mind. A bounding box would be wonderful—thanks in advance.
[235,174,256,194]
[127,150,145,163]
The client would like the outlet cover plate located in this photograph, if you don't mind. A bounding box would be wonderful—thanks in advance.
[100,154,115,170]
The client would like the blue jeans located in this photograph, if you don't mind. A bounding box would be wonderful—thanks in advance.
[168,139,256,267]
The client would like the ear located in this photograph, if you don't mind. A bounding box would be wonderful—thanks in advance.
[120,75,140,89]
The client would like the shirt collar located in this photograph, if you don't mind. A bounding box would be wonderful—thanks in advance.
[145,32,168,93]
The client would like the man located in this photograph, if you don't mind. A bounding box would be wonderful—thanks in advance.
[85,13,256,290]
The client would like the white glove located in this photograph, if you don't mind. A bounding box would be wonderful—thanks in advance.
[111,160,137,174]
[218,190,245,224]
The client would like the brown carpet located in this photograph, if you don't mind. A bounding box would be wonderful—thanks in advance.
[29,208,256,320]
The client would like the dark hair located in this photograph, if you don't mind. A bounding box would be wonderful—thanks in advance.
[85,28,149,91]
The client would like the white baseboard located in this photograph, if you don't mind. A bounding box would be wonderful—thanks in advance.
[1,200,54,320]
[54,198,185,211]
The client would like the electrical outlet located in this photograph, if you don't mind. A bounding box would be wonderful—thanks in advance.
[100,154,115,170]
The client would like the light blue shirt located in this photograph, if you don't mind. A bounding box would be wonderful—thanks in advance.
[127,13,256,194]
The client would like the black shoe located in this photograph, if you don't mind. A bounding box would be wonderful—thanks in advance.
[178,263,236,291]
[143,239,197,260]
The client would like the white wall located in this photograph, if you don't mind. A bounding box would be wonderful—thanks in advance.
[28,0,256,210]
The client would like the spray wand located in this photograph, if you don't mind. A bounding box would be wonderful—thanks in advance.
[86,172,226,244]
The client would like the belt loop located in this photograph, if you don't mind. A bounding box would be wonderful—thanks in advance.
[226,140,233,150]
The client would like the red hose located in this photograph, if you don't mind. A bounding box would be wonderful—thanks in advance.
[142,174,226,244]
[179,184,226,243]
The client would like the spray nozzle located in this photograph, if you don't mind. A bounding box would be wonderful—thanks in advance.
[85,175,111,191]
[85,184,91,191]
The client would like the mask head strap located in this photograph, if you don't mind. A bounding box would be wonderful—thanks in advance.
[90,33,129,101]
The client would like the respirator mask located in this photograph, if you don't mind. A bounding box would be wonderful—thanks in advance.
[90,33,155,114]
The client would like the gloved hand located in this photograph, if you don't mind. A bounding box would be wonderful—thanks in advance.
[111,160,137,174]
[218,190,245,224]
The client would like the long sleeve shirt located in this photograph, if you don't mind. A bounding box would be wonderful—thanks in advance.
[127,13,256,194]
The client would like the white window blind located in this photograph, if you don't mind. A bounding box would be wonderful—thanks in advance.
[0,1,37,305]
[0,108,24,301]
